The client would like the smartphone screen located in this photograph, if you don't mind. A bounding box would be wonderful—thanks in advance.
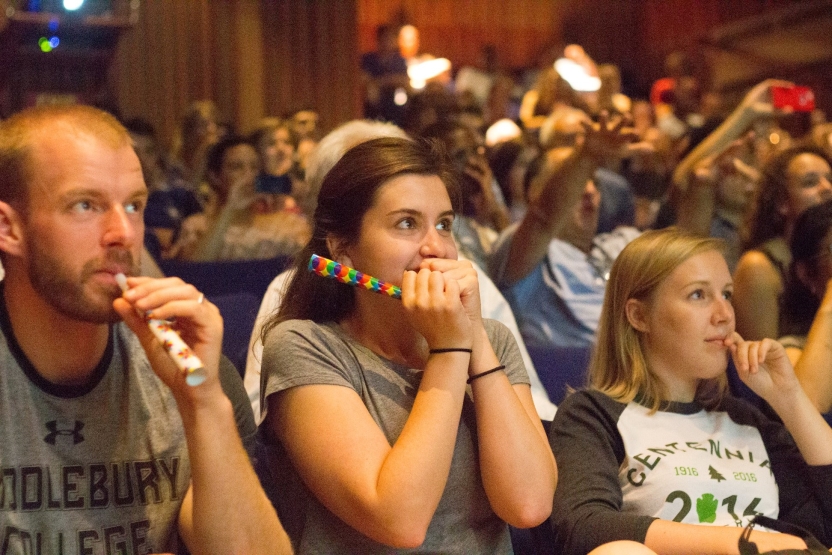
[771,85,815,112]
[256,173,293,194]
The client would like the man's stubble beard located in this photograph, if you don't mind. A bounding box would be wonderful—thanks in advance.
[27,242,138,324]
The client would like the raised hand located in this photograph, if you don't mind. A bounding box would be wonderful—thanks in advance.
[225,173,260,212]
[461,153,510,231]
[113,276,224,400]
[739,78,795,118]
[580,111,650,163]
[691,134,757,188]
[462,153,494,198]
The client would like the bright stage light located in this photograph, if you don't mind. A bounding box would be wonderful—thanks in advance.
[554,58,601,92]
[63,0,85,11]
[407,58,451,90]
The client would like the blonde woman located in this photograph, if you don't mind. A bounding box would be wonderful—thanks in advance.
[549,228,832,554]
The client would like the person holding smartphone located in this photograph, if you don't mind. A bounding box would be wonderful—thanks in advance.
[169,136,311,261]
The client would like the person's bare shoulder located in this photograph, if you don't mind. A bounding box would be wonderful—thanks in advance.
[734,250,782,292]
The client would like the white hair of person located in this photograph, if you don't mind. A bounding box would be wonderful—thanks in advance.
[485,118,522,147]
[304,119,412,196]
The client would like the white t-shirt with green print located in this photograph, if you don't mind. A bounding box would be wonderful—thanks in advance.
[618,401,779,526]
[548,389,832,555]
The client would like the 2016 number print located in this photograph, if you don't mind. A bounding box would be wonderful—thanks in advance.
[665,490,762,524]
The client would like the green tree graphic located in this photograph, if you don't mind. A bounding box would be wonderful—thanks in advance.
[696,493,718,523]
[708,465,726,482]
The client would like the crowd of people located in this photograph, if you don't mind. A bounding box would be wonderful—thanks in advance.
[2,23,832,555]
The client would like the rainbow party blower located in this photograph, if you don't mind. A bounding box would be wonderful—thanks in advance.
[308,254,402,299]
[115,273,208,386]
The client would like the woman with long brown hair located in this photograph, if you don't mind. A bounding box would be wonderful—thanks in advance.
[257,137,556,553]
[733,146,832,340]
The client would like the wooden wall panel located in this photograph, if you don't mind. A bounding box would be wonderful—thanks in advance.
[260,2,292,116]
[232,1,266,134]
[112,0,359,151]
[111,0,220,149]
[637,0,813,96]
[357,0,564,72]
[206,2,237,131]
[258,0,359,134]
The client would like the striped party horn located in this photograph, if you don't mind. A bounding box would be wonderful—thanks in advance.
[308,254,402,299]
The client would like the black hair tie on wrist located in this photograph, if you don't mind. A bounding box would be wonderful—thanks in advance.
[467,365,506,384]
[429,348,473,354]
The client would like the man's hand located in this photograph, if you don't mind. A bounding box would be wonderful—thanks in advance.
[113,276,224,403]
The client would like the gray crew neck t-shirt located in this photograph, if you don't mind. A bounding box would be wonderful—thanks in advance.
[259,318,528,554]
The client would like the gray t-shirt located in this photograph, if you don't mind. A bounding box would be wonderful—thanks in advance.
[0,322,190,555]
[259,318,528,554]
[0,293,256,555]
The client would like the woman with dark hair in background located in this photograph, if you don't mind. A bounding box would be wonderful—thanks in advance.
[249,118,315,214]
[257,137,556,553]
[170,100,223,188]
[780,199,832,415]
[733,145,832,340]
[169,135,310,261]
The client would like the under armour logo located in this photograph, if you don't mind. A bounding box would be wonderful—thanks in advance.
[44,420,85,445]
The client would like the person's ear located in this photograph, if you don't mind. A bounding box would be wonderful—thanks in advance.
[325,235,353,268]
[625,298,650,333]
[0,201,25,257]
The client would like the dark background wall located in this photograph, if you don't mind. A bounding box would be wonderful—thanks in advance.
[2,0,828,150]
[108,0,360,147]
